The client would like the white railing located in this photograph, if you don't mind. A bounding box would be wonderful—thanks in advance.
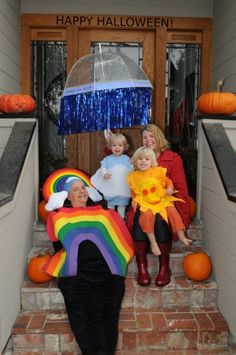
[196,116,236,343]
[0,118,39,352]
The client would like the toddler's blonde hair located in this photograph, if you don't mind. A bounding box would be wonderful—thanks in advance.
[132,146,157,169]
[108,133,129,152]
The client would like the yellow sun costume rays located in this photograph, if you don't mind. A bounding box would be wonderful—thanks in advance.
[128,169,183,223]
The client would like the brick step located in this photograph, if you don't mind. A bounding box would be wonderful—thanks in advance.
[11,308,229,353]
[9,350,236,355]
[33,220,203,247]
[21,273,218,312]
[33,221,52,247]
[28,241,206,279]
[11,219,232,354]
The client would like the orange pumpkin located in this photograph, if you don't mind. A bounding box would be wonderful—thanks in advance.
[38,200,49,224]
[27,254,54,283]
[0,94,35,113]
[197,92,236,115]
[197,80,236,115]
[0,94,7,108]
[188,196,196,220]
[183,251,212,281]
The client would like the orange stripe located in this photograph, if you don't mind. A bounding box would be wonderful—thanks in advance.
[54,208,134,256]
[45,250,65,275]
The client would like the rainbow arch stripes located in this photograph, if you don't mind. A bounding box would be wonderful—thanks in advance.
[45,206,134,277]
[43,168,92,202]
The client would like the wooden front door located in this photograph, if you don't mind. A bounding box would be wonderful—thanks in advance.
[22,14,211,190]
[67,29,155,175]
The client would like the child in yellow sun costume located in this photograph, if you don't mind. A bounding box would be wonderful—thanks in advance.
[127,147,192,256]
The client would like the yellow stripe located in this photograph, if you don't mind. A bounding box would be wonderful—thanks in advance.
[47,251,66,277]
[54,213,130,262]
[54,251,66,276]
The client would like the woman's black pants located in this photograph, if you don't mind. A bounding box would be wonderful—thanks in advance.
[133,209,172,243]
[58,272,125,355]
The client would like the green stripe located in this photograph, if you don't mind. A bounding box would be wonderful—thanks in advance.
[57,220,126,273]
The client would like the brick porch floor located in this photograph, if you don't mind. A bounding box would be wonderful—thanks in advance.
[7,221,236,354]
[10,305,235,354]
[11,272,231,353]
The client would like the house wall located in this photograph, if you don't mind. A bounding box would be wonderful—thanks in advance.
[197,118,236,340]
[200,0,236,340]
[0,0,21,94]
[21,0,212,17]
[0,1,35,350]
[211,0,236,91]
[0,119,38,352]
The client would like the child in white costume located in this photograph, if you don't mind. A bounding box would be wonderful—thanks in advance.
[91,133,132,218]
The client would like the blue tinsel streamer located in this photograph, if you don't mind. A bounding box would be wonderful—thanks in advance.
[58,87,152,134]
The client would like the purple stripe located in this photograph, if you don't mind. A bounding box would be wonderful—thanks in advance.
[69,233,117,274]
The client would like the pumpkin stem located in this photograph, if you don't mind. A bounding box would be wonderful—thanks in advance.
[216,79,224,92]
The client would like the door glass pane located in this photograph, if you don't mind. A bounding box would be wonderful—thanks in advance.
[32,41,67,190]
[166,44,201,196]
[91,42,143,67]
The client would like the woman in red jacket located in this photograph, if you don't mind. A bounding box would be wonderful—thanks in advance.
[142,124,190,228]
[130,123,191,287]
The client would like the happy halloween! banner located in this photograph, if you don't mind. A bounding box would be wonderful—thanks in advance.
[55,15,173,28]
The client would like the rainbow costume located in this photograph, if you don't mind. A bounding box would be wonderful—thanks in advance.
[45,205,134,277]
[43,167,92,201]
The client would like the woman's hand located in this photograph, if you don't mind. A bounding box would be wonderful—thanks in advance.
[103,172,112,179]
[166,186,174,196]
[131,200,138,210]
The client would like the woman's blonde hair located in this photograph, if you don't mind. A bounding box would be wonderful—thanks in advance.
[132,146,157,168]
[141,124,169,152]
[108,133,129,152]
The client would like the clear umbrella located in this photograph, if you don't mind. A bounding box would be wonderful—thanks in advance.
[58,51,153,134]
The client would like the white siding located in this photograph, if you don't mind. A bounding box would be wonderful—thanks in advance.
[21,0,212,17]
[208,0,236,337]
[211,0,236,91]
[0,0,21,94]
[198,119,236,340]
